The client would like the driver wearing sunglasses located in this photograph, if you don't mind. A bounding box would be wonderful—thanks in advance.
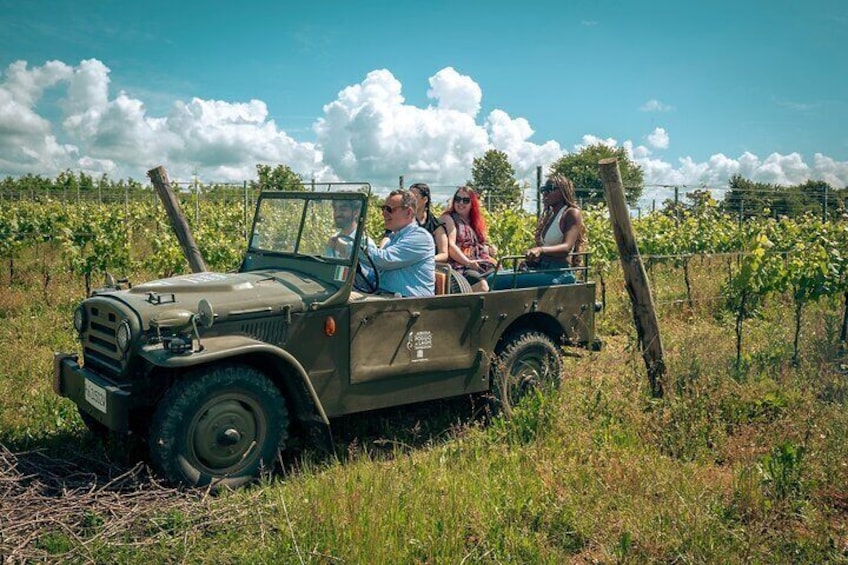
[361,189,435,297]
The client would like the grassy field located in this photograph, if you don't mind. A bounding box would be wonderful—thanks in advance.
[1,246,847,563]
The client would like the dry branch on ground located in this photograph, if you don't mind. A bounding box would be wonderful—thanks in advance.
[0,443,231,563]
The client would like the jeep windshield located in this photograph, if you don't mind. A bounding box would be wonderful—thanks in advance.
[242,188,370,289]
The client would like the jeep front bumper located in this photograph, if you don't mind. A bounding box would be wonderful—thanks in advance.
[53,352,131,432]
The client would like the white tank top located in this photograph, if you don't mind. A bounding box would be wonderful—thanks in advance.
[542,206,567,246]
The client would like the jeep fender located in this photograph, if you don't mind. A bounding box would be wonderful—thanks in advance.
[139,336,331,433]
[494,311,570,352]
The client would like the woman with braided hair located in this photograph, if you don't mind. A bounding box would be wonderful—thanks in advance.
[487,174,586,290]
[525,173,587,270]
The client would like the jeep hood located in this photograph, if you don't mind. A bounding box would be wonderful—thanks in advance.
[115,270,333,324]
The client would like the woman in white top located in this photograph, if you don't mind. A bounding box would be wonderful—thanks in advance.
[525,173,587,271]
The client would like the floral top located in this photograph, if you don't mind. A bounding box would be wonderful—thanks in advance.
[448,213,495,274]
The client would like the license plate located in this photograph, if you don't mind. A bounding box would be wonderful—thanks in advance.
[85,379,107,414]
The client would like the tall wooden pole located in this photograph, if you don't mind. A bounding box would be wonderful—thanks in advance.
[598,158,665,397]
[147,166,208,274]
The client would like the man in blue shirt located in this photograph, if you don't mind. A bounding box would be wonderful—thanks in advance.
[364,189,435,297]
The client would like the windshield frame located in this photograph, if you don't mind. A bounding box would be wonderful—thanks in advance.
[240,186,371,304]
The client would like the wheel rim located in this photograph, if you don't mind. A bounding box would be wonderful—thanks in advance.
[507,347,557,405]
[189,393,267,474]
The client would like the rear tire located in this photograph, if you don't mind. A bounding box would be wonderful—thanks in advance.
[149,365,288,489]
[491,331,562,417]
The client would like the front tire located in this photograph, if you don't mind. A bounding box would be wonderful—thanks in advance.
[491,331,563,417]
[149,365,289,489]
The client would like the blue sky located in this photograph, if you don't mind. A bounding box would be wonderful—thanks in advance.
[2,0,846,205]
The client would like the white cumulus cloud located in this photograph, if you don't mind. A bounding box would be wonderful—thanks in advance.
[640,99,674,112]
[427,67,482,116]
[646,127,669,149]
[1,58,847,205]
[315,68,490,186]
[576,135,617,150]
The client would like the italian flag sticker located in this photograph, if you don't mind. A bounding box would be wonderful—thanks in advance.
[334,266,349,282]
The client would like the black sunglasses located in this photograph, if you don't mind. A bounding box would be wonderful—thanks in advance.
[381,204,408,214]
[453,195,472,204]
[540,184,556,194]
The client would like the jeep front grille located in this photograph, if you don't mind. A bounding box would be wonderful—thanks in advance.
[82,302,128,378]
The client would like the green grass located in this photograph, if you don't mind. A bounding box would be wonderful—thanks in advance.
[1,252,846,563]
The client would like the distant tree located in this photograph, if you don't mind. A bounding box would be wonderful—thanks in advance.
[794,179,832,217]
[96,173,113,200]
[660,188,717,218]
[254,164,305,191]
[685,188,718,213]
[56,170,84,200]
[549,144,644,206]
[469,149,522,208]
[721,175,774,218]
[79,171,94,193]
[836,187,848,219]
[721,175,834,219]
[0,173,52,199]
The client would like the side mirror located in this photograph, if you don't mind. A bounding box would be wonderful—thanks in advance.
[197,298,215,329]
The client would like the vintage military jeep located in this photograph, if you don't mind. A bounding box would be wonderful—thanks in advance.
[53,185,597,488]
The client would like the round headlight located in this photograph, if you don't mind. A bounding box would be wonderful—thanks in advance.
[116,320,132,353]
[73,305,87,333]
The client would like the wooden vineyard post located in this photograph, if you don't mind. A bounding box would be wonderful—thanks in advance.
[598,158,665,397]
[147,166,208,274]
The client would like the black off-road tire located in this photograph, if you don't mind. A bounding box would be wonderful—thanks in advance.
[149,365,289,489]
[491,331,563,417]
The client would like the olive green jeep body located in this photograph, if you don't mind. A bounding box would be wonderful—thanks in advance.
[53,186,597,487]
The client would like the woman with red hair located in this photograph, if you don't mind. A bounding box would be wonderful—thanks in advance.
[441,186,496,291]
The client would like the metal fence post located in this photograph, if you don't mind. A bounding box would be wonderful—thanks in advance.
[243,181,248,241]
[674,187,679,222]
[536,166,542,219]
[823,184,828,221]
[195,177,200,225]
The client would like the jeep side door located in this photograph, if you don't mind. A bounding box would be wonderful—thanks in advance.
[345,294,489,409]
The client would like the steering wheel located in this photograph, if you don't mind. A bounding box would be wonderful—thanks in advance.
[337,235,380,294]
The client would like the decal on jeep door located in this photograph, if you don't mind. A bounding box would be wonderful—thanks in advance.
[407,330,432,363]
